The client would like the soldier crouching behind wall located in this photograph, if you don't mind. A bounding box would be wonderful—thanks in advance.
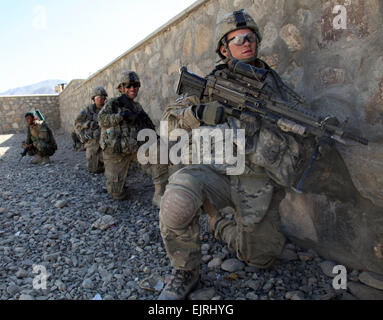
[22,111,57,165]
[98,71,168,206]
[157,9,324,300]
[74,87,108,174]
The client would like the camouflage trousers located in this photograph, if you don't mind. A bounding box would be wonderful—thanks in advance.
[103,149,169,200]
[159,165,286,270]
[26,145,55,158]
[84,139,104,174]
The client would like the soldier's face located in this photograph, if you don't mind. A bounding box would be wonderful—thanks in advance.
[220,28,257,62]
[124,85,139,100]
[94,96,106,108]
[25,115,34,125]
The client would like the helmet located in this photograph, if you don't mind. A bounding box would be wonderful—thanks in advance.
[25,111,35,119]
[91,86,108,100]
[215,9,262,60]
[117,71,141,89]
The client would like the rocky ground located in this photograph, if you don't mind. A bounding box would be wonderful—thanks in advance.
[0,132,382,301]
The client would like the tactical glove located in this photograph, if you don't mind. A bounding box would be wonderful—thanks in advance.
[193,101,225,125]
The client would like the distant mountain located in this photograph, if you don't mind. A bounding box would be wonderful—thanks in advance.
[0,80,66,96]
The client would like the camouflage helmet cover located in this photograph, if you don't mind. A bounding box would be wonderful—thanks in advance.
[215,9,262,59]
[91,86,108,99]
[25,111,35,119]
[117,71,141,89]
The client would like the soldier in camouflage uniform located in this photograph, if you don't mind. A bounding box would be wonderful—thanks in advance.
[98,71,168,204]
[158,10,307,300]
[22,111,57,165]
[74,87,108,173]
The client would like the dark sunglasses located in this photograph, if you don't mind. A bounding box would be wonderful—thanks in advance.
[123,83,140,89]
[227,32,257,46]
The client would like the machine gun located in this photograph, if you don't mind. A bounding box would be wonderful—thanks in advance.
[176,60,368,192]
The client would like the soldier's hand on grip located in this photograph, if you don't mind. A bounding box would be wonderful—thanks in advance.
[120,110,138,124]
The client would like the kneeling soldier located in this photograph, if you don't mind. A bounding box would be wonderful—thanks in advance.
[22,110,57,165]
[98,71,168,205]
[74,86,108,173]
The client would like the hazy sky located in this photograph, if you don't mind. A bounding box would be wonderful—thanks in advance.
[0,0,197,92]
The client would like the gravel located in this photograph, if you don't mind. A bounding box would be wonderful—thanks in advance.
[0,133,380,300]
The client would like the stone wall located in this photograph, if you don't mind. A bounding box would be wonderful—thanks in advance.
[58,0,383,273]
[59,0,383,202]
[0,95,60,134]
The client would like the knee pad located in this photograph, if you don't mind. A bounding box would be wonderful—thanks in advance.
[160,188,198,230]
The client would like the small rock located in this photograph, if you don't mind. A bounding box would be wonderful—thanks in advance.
[54,200,67,209]
[15,269,28,279]
[91,215,116,231]
[136,247,144,253]
[291,293,305,300]
[359,271,383,291]
[189,288,216,300]
[143,267,150,274]
[246,292,259,300]
[0,207,6,214]
[307,277,317,287]
[201,244,211,252]
[279,248,298,261]
[319,261,337,278]
[19,294,34,301]
[7,284,21,296]
[298,251,315,262]
[202,255,212,263]
[221,259,245,273]
[55,280,66,292]
[98,206,108,214]
[139,275,164,292]
[320,290,337,300]
[43,252,60,262]
[208,257,223,269]
[246,280,263,291]
[82,278,94,290]
[262,280,274,291]
[285,291,304,300]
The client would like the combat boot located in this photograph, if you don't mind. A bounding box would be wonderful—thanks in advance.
[158,269,200,300]
[111,187,130,201]
[30,154,42,164]
[40,157,51,165]
[152,183,166,208]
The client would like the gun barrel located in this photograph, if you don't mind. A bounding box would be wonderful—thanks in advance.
[342,132,369,145]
